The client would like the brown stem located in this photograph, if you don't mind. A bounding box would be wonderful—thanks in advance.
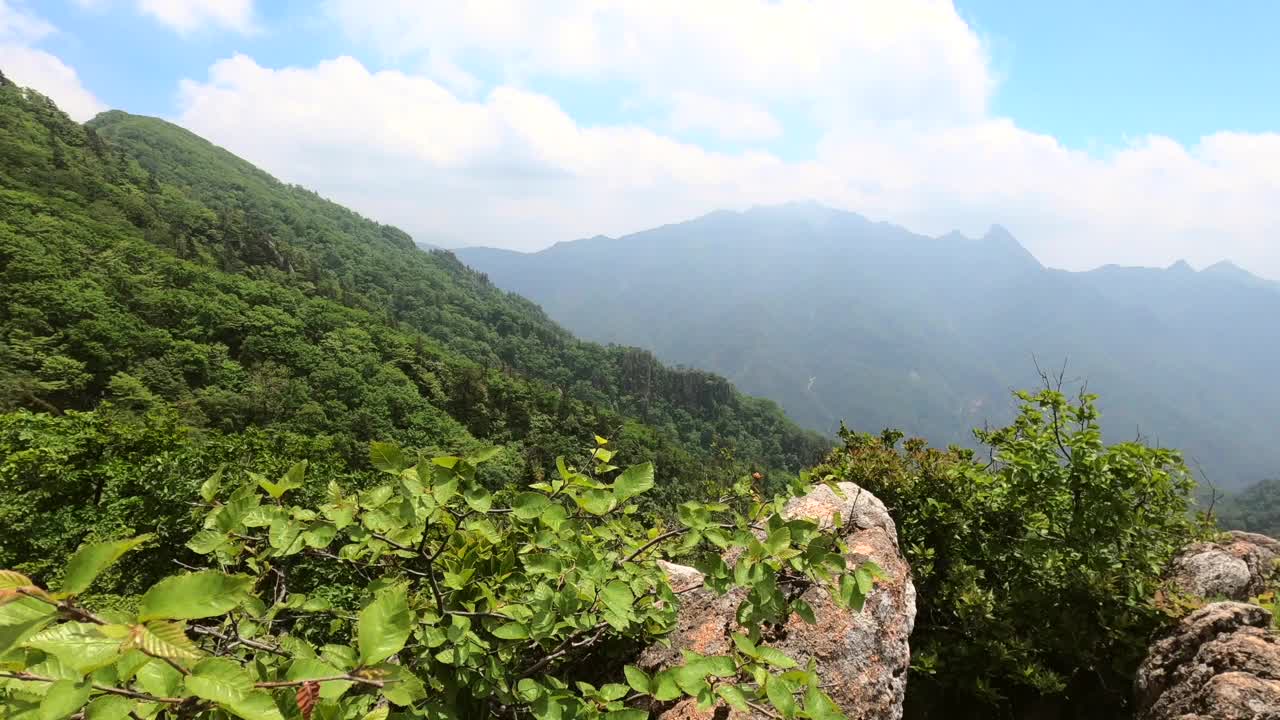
[0,672,183,704]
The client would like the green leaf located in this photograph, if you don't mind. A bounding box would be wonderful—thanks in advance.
[185,530,228,555]
[369,442,407,474]
[757,647,798,669]
[0,597,57,654]
[138,571,252,620]
[60,536,152,596]
[717,684,750,713]
[575,488,616,516]
[39,678,90,720]
[199,467,223,504]
[613,463,654,502]
[601,581,634,615]
[594,435,609,446]
[792,598,816,624]
[287,658,351,700]
[492,622,529,640]
[803,684,844,720]
[764,527,791,555]
[357,585,411,664]
[463,483,492,513]
[184,658,253,705]
[268,517,303,553]
[282,460,308,488]
[652,670,681,701]
[85,696,134,720]
[623,665,652,695]
[466,446,502,464]
[512,492,550,520]
[135,659,182,698]
[704,655,737,677]
[26,622,121,674]
[731,633,759,658]
[766,676,797,719]
[603,712,646,720]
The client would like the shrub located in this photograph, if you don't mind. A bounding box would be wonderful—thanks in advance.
[0,437,875,719]
[815,387,1206,718]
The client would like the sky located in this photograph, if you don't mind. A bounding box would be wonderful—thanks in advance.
[1,0,1278,278]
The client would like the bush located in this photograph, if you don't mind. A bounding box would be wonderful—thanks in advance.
[814,387,1206,718]
[0,438,876,719]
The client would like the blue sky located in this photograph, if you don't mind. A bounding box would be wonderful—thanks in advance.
[958,0,1280,149]
[2,0,1278,277]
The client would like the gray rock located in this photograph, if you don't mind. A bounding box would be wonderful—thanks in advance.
[1171,531,1280,601]
[639,482,915,720]
[1135,601,1280,719]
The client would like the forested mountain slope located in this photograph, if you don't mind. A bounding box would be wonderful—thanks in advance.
[458,202,1280,489]
[0,77,826,587]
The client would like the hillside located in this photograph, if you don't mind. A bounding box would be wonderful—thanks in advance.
[0,78,827,587]
[457,202,1280,489]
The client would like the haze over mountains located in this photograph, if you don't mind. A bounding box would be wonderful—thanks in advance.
[457,203,1280,489]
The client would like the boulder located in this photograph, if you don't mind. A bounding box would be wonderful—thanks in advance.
[1170,531,1280,601]
[639,482,915,720]
[1135,601,1280,719]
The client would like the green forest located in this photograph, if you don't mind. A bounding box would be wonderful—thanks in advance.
[0,74,1245,720]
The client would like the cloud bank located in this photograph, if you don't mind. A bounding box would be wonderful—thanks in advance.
[9,0,1280,277]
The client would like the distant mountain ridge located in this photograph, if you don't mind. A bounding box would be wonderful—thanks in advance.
[457,204,1280,489]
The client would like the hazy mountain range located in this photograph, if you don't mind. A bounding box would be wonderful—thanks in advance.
[458,202,1280,489]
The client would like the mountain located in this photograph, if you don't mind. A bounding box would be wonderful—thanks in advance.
[457,203,1280,489]
[0,78,827,583]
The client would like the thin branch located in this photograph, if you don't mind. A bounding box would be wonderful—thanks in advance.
[0,672,183,704]
[254,675,386,689]
[190,625,289,658]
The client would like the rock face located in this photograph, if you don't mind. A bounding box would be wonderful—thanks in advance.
[639,482,916,720]
[1135,601,1280,720]
[1169,531,1280,601]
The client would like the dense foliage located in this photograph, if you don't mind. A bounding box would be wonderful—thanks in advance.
[1215,478,1280,537]
[0,77,828,589]
[0,438,876,719]
[458,203,1280,489]
[813,387,1207,719]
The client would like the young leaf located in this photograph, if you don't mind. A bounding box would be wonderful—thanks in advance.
[124,621,202,662]
[60,536,152,596]
[295,681,319,720]
[357,585,411,664]
[137,571,252,620]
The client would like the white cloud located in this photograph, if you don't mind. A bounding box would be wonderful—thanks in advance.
[0,44,106,120]
[70,0,256,34]
[0,1,105,121]
[329,0,992,132]
[171,2,1280,279]
[668,92,781,142]
[0,0,52,43]
[136,0,256,34]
